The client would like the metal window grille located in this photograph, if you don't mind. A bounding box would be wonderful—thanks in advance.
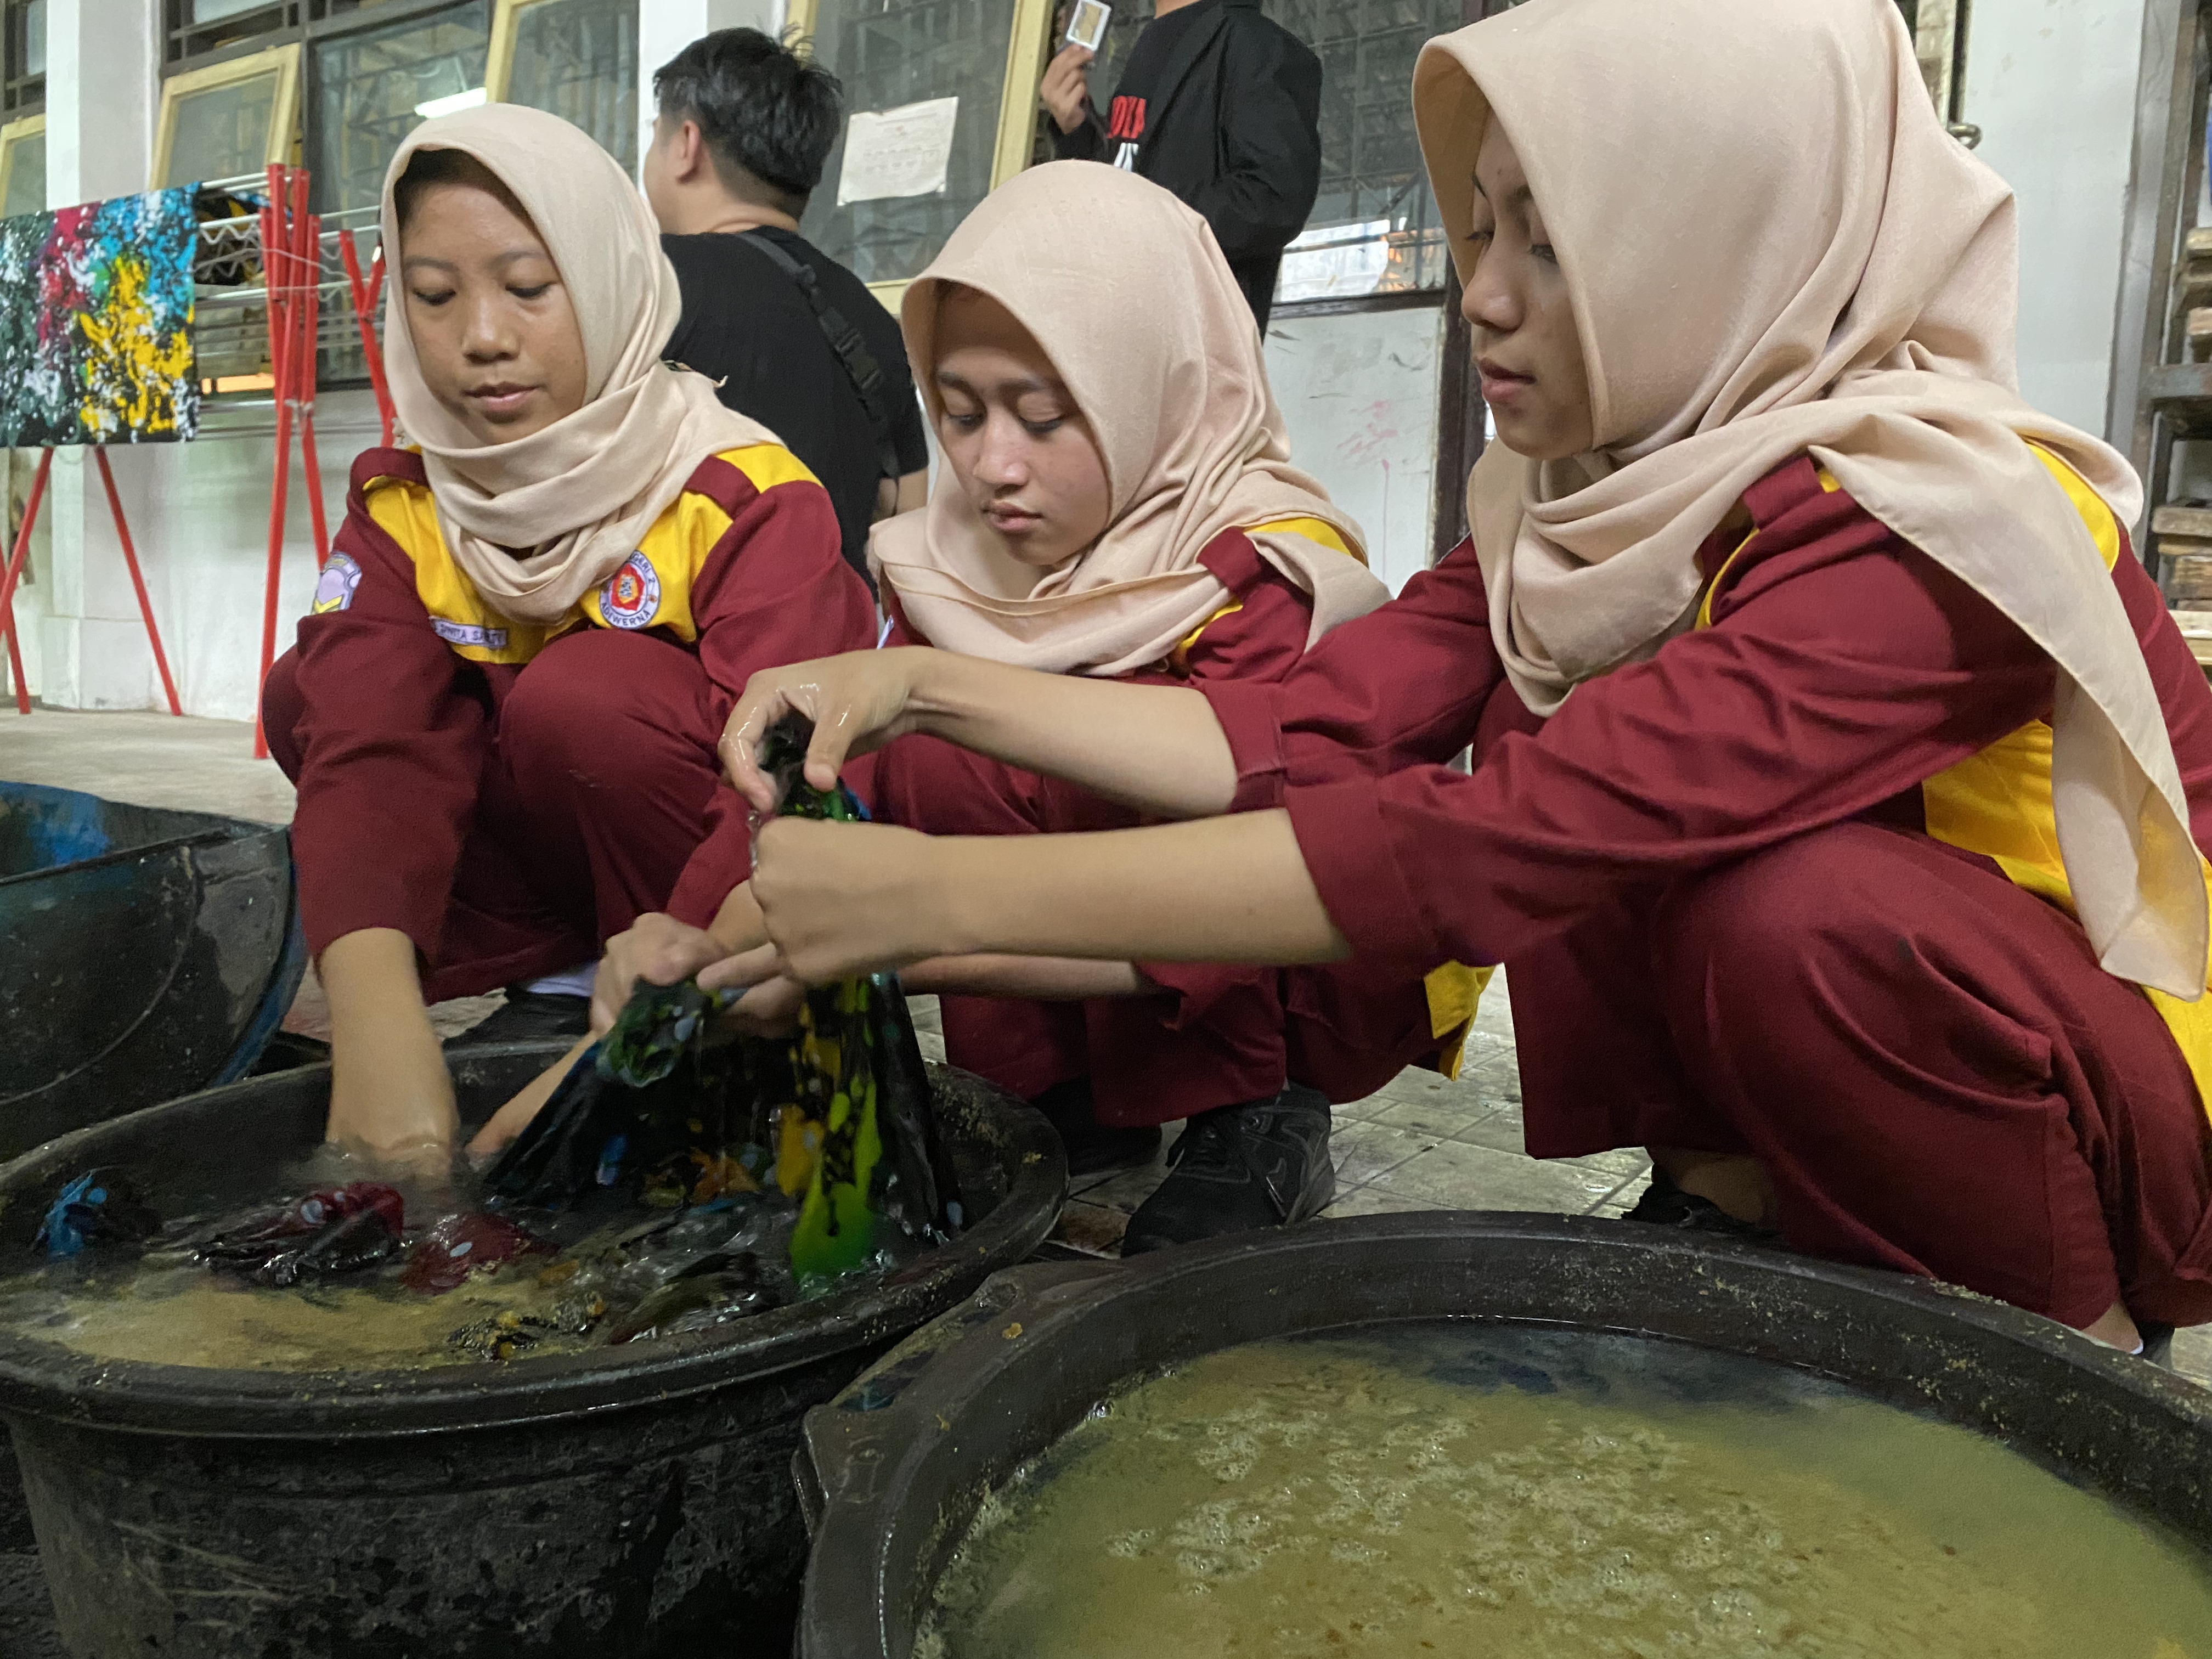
[3,0,44,117]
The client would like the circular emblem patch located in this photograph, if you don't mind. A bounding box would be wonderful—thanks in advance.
[310,552,362,615]
[600,550,660,630]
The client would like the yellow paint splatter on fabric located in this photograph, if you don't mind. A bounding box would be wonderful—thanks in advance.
[73,250,195,439]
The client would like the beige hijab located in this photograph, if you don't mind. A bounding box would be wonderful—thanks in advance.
[380,105,776,625]
[1413,0,2207,1000]
[873,162,1387,677]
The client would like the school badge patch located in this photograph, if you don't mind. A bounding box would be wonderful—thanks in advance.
[310,552,361,614]
[600,551,660,630]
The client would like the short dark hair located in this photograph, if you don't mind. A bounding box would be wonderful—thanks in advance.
[653,29,843,215]
[392,148,528,234]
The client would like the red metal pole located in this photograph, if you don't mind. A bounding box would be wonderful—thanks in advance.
[94,448,182,717]
[0,448,56,716]
[252,165,298,760]
[336,228,396,446]
[297,212,330,566]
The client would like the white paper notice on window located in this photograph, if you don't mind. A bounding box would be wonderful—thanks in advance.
[836,97,961,207]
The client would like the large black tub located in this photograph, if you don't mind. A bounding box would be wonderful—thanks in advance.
[0,780,303,1153]
[0,1041,1064,1658]
[797,1211,2212,1657]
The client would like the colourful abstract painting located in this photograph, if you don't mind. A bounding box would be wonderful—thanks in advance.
[0,187,199,447]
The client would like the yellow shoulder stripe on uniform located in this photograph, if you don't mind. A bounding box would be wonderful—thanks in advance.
[1423,961,1497,1080]
[1246,514,1359,562]
[2024,442,2121,572]
[720,443,821,496]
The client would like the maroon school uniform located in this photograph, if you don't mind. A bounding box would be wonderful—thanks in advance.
[871,528,1434,1126]
[263,442,876,1002]
[1201,453,2212,1328]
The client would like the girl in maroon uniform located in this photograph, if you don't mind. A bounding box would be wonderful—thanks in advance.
[262,105,873,1164]
[720,0,2212,1355]
[579,165,1454,1252]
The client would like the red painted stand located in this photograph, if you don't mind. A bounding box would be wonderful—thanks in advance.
[0,444,183,718]
[251,163,332,759]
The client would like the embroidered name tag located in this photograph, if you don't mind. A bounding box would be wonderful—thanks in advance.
[431,616,509,650]
[600,550,661,629]
[311,552,361,614]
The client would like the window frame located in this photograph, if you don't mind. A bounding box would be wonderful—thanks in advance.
[785,0,1056,308]
[151,40,303,189]
[2,0,43,118]
[0,111,42,214]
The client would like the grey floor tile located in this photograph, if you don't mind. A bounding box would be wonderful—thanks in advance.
[1330,1121,1440,1187]
[1051,1199,1129,1257]
[1328,1093,1393,1124]
[1368,1096,1493,1139]
[1454,1103,1528,1156]
[1369,1139,1622,1215]
[1561,1148,1653,1181]
[1466,1054,1523,1105]
[1595,1171,1654,1217]
[1321,1184,1443,1219]
[2172,1324,2212,1391]
[1081,1160,1177,1215]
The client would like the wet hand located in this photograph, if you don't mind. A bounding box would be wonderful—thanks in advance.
[590,911,751,1036]
[325,1028,458,1173]
[1040,43,1096,134]
[720,647,936,813]
[751,817,959,984]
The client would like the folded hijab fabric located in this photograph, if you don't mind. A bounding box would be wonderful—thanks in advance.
[873,161,1388,678]
[379,104,777,626]
[1412,0,2206,1000]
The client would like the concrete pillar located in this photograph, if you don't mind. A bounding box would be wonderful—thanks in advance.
[38,0,163,710]
[635,0,783,178]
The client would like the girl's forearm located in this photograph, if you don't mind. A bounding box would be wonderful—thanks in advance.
[900,954,1153,1000]
[910,652,1239,820]
[934,810,1346,965]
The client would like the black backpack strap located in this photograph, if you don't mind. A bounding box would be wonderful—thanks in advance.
[740,230,904,483]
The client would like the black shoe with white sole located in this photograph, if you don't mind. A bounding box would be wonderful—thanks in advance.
[1120,1084,1334,1257]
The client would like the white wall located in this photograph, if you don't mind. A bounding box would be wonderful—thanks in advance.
[1965,0,2146,435]
[635,0,783,173]
[1264,306,1443,595]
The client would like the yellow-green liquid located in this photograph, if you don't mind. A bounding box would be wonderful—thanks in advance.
[918,1326,2212,1659]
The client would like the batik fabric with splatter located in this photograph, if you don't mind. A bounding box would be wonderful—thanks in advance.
[0,187,199,447]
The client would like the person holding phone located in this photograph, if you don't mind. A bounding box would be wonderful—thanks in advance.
[1040,0,1321,331]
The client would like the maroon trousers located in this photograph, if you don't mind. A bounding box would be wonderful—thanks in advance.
[872,733,1430,1126]
[1522,819,2212,1328]
[264,628,744,1003]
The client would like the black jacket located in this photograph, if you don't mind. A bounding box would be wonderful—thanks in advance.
[1053,0,1321,330]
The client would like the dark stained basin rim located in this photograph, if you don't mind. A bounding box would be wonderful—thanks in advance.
[798,1211,2212,1659]
[0,1045,1066,1438]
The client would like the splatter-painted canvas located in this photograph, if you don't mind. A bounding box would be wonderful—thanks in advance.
[0,187,199,447]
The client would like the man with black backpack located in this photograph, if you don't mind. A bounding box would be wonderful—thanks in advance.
[645,30,930,586]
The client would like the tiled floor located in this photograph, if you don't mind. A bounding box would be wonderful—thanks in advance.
[8,708,2208,1389]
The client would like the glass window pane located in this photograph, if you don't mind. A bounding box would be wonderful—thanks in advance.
[800,0,1019,286]
[23,0,43,78]
[506,0,637,176]
[2,129,41,217]
[1270,0,1465,302]
[163,70,280,187]
[189,0,280,21]
[310,0,490,215]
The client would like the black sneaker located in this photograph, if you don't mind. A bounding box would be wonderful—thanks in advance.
[448,988,592,1048]
[1623,1165,1782,1245]
[1120,1084,1334,1257]
[1031,1078,1162,1179]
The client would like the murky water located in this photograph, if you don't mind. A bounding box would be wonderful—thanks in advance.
[918,1324,2212,1659]
[0,1145,812,1372]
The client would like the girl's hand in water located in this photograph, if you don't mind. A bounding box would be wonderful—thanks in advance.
[720,647,941,812]
[751,817,962,984]
[320,928,459,1173]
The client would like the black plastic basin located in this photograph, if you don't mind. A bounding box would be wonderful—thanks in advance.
[0,1040,1065,1658]
[0,781,304,1154]
[797,1211,2212,1658]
